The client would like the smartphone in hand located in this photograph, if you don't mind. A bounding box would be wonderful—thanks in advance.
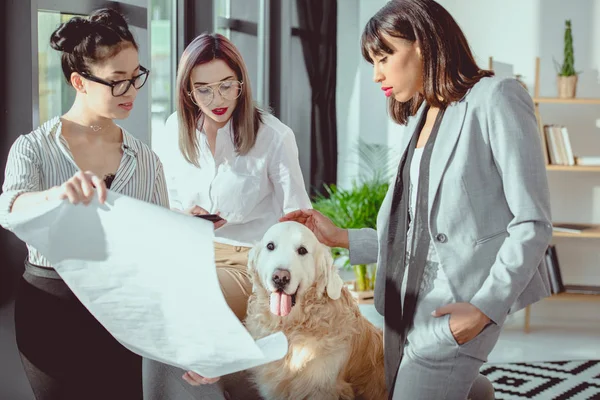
[195,214,225,223]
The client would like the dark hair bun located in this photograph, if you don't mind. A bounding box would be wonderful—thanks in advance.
[49,17,93,53]
[89,8,129,31]
[49,8,137,84]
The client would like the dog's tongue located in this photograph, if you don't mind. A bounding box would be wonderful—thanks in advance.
[270,291,292,317]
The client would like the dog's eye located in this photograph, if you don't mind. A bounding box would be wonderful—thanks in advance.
[266,242,275,251]
[297,246,308,256]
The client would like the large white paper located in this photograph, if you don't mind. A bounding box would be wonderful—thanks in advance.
[9,192,287,378]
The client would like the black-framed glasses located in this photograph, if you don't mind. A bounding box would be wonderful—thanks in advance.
[188,80,243,106]
[80,66,150,97]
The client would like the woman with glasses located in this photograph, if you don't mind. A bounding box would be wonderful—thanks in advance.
[147,33,311,399]
[0,9,166,400]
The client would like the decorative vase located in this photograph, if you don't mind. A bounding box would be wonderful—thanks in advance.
[557,75,578,98]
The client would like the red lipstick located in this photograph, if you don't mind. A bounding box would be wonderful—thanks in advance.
[212,107,228,116]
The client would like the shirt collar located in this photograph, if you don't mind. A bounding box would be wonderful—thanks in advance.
[120,128,138,158]
[46,117,138,158]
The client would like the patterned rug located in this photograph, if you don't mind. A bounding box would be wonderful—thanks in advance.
[480,360,600,399]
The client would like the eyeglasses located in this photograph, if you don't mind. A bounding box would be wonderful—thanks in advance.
[79,66,150,97]
[188,80,243,106]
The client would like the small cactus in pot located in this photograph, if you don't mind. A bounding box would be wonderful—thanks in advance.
[556,20,578,98]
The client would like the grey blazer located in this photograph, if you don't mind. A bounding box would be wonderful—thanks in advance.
[348,77,553,325]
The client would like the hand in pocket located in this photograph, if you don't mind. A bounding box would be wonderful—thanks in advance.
[432,302,491,345]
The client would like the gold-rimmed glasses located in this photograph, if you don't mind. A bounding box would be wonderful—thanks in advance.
[188,80,243,106]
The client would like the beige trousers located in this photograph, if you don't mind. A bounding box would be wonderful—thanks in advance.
[214,242,253,322]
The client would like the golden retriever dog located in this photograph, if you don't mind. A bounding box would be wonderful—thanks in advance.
[245,221,386,400]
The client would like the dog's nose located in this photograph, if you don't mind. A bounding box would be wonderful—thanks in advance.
[272,268,291,290]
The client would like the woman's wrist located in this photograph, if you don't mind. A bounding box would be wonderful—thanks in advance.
[335,228,350,249]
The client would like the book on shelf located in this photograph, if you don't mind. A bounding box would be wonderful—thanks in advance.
[575,156,600,166]
[543,245,600,296]
[544,245,564,294]
[544,124,575,165]
[552,223,590,234]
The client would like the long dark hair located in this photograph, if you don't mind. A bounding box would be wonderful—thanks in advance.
[176,33,263,166]
[50,8,138,84]
[361,0,493,125]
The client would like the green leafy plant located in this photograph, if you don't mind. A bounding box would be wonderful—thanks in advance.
[555,20,577,77]
[312,178,388,290]
[312,178,388,232]
[312,139,397,291]
[354,139,400,183]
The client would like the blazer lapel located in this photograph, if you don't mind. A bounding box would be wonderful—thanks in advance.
[379,102,428,230]
[399,102,428,158]
[428,100,468,216]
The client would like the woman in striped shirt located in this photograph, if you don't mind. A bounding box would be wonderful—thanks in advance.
[0,9,167,400]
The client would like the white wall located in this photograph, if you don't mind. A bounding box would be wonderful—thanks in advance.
[337,0,600,321]
[336,0,408,189]
[336,0,360,188]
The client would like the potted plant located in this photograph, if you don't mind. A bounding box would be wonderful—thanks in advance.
[312,139,398,292]
[556,20,578,98]
[312,178,388,291]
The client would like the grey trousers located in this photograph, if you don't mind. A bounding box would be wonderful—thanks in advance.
[392,261,502,400]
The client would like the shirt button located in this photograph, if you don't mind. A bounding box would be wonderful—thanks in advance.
[435,233,448,243]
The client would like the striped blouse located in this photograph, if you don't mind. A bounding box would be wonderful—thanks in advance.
[0,116,169,268]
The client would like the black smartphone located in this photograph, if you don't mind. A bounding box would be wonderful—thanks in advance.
[195,214,224,223]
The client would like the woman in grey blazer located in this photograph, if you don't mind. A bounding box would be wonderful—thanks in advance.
[282,0,552,399]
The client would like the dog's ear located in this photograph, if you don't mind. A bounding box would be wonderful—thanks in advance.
[247,244,261,292]
[247,245,260,272]
[319,245,344,300]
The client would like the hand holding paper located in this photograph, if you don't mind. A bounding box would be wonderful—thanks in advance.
[8,191,287,378]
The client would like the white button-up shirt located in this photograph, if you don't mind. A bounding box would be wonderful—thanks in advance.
[156,112,312,247]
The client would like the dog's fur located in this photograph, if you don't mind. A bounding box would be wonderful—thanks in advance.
[245,222,386,400]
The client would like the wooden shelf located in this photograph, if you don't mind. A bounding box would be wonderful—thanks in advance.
[524,291,600,332]
[345,281,374,305]
[545,292,600,301]
[350,290,374,305]
[546,165,600,172]
[553,224,600,238]
[495,57,600,334]
[533,97,600,105]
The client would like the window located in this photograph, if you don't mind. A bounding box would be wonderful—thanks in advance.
[37,11,80,124]
[150,0,175,123]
